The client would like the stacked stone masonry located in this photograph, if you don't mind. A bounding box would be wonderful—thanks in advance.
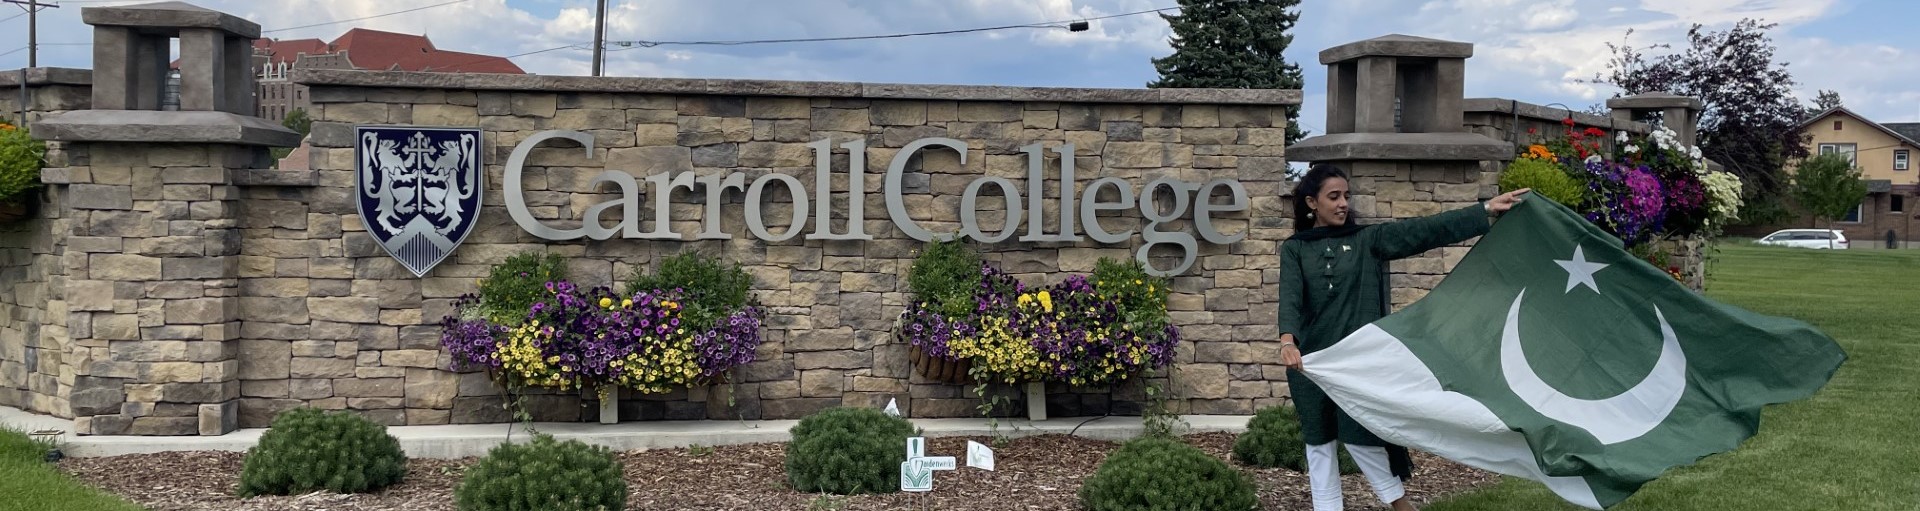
[0,69,1715,433]
[270,76,1302,424]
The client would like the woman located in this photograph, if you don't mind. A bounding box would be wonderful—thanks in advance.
[1277,164,1528,511]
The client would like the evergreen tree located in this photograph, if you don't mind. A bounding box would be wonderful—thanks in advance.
[1149,0,1307,147]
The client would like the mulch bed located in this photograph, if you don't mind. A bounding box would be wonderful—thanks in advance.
[60,433,1499,510]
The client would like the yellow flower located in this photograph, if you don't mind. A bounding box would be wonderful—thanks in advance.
[599,297,613,308]
[621,299,633,308]
[1037,291,1053,312]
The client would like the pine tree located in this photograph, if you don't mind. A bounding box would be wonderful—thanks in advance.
[1149,0,1307,147]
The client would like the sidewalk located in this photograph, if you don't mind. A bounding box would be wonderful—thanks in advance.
[2,405,1251,459]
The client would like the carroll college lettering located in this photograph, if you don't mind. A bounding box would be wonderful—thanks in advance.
[503,130,1249,276]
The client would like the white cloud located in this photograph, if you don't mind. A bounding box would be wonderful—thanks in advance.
[6,0,1915,127]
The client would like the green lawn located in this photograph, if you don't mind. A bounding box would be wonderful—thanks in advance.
[1428,244,1920,511]
[0,427,143,511]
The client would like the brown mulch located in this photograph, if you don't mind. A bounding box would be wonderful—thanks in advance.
[60,433,1499,510]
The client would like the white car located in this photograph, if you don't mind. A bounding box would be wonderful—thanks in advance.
[1756,229,1850,249]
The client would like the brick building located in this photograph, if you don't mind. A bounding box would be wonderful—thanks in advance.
[250,28,526,123]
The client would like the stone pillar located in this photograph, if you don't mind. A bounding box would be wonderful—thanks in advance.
[1607,93,1704,148]
[1290,35,1512,308]
[33,2,298,436]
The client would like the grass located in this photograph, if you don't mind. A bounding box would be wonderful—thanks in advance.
[1428,244,1920,511]
[0,426,145,511]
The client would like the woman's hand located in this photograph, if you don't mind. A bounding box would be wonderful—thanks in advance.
[1486,188,1530,216]
[1281,342,1303,372]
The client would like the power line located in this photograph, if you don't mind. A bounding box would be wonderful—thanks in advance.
[0,46,23,57]
[1,11,25,23]
[262,0,469,34]
[605,6,1177,49]
[418,43,585,72]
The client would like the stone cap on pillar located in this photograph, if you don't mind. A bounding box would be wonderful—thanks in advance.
[0,68,93,87]
[1605,92,1703,111]
[1319,34,1475,136]
[1289,132,1514,163]
[1607,92,1705,148]
[34,110,302,146]
[81,1,261,38]
[1300,34,1508,163]
[1318,34,1474,65]
[36,2,296,146]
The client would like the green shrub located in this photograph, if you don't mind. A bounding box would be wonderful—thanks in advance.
[1232,405,1357,473]
[907,238,982,317]
[1499,158,1586,207]
[237,408,407,497]
[477,251,567,325]
[0,119,45,204]
[1079,437,1259,511]
[1092,257,1171,330]
[625,250,755,330]
[454,434,626,511]
[785,407,917,495]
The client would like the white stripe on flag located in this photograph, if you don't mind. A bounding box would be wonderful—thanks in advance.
[1301,324,1603,510]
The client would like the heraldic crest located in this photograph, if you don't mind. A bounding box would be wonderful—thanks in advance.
[355,126,484,277]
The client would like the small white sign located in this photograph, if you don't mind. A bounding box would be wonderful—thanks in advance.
[912,456,958,472]
[901,461,933,492]
[906,436,925,459]
[883,398,901,417]
[967,440,996,471]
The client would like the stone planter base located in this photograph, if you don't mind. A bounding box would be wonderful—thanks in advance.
[1024,381,1046,421]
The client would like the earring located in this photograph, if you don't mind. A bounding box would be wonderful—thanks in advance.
[1307,211,1314,218]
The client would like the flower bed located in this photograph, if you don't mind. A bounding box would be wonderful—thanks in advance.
[440,252,763,397]
[1504,119,1744,284]
[899,242,1179,387]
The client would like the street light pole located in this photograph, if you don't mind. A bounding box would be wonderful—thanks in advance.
[590,0,608,77]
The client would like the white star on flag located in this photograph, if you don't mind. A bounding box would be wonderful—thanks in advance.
[1555,246,1609,294]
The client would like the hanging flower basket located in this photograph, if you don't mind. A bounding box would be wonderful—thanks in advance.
[0,198,33,224]
[908,343,974,385]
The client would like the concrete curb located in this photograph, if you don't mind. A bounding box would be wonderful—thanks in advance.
[4,406,1250,459]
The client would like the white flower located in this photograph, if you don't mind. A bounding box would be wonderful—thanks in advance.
[1625,145,1641,154]
[1584,155,1603,164]
[1617,131,1630,143]
[1690,146,1703,159]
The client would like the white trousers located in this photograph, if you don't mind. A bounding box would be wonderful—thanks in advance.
[1306,441,1405,511]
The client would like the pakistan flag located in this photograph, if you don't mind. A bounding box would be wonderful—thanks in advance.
[1300,195,1845,509]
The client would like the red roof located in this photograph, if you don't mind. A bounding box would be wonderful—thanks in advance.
[245,28,524,74]
[254,38,329,66]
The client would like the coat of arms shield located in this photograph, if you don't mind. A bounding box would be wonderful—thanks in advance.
[355,126,484,277]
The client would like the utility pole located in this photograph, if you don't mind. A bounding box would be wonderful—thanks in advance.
[590,0,608,76]
[2,0,57,68]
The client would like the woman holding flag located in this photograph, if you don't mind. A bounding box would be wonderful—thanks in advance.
[1276,163,1528,511]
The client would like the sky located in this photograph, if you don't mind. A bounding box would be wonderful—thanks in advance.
[4,0,1918,133]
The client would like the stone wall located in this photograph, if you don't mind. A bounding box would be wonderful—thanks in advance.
[0,192,64,416]
[1464,98,1652,152]
[1,68,93,125]
[0,68,90,417]
[184,69,1303,426]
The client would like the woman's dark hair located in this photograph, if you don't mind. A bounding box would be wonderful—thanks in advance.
[1293,164,1355,231]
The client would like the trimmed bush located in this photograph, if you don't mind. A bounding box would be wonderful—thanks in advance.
[785,407,917,495]
[1079,437,1260,511]
[1232,405,1358,474]
[1499,157,1586,207]
[237,408,407,497]
[455,434,626,511]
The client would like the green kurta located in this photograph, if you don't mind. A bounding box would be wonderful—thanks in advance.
[1278,203,1492,452]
